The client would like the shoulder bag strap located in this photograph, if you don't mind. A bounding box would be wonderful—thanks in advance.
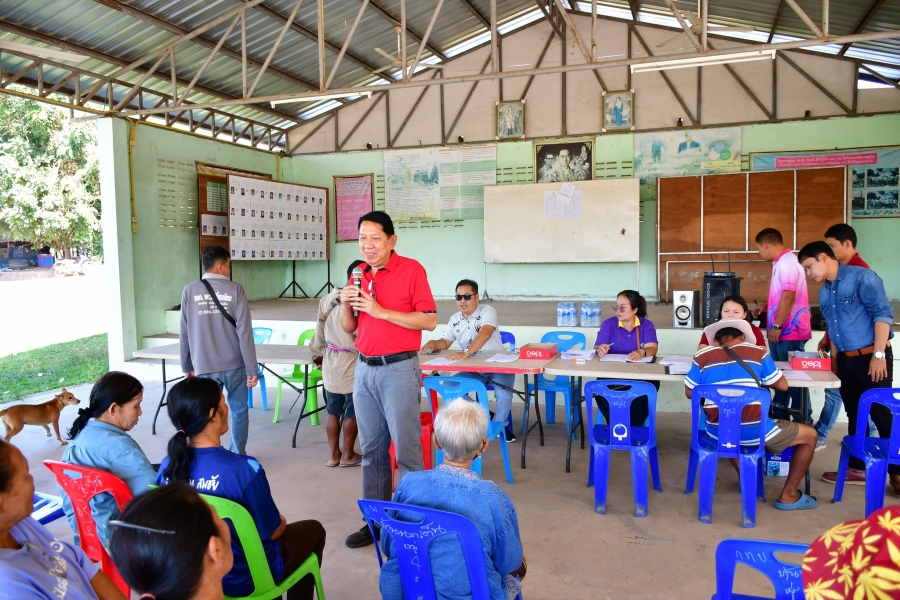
[200,279,237,328]
[720,344,762,387]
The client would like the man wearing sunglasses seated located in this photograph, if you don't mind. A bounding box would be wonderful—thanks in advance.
[421,279,517,442]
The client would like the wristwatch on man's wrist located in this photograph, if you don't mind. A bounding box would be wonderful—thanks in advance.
[771,324,782,330]
[874,351,886,360]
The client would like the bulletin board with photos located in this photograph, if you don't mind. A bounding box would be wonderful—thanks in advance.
[227,174,329,261]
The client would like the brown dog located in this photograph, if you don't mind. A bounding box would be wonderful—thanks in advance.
[0,388,81,445]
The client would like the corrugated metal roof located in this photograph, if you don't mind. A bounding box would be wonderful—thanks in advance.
[1,0,898,146]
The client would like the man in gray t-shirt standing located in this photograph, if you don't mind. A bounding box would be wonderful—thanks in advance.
[180,245,258,454]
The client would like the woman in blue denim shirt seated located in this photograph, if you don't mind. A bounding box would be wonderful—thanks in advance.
[380,400,526,600]
[61,371,157,550]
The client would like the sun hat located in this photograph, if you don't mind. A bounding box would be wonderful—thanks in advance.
[802,505,900,598]
[702,319,756,345]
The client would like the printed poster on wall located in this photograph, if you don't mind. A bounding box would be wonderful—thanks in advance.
[633,127,742,204]
[334,175,374,242]
[384,145,496,220]
[751,147,900,218]
[227,175,328,261]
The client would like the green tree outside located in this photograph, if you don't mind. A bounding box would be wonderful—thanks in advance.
[0,90,101,258]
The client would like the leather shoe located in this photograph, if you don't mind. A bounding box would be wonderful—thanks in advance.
[822,468,866,485]
[890,475,900,498]
[345,523,378,549]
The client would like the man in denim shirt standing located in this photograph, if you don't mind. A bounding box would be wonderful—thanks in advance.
[798,241,895,492]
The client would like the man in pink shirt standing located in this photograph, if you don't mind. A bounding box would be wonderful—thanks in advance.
[752,228,812,422]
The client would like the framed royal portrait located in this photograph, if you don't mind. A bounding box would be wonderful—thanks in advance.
[496,100,525,140]
[533,139,593,183]
[601,89,634,132]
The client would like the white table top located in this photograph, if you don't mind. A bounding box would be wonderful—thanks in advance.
[543,356,841,388]
[419,349,556,375]
[133,343,313,364]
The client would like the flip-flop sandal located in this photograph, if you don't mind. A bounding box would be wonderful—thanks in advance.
[339,458,363,468]
[325,460,340,468]
[774,489,818,510]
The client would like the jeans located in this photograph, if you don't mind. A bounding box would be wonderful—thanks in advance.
[199,367,248,455]
[814,387,876,443]
[354,356,424,502]
[767,339,810,422]
[451,372,515,422]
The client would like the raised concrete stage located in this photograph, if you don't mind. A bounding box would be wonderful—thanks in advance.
[133,298,835,417]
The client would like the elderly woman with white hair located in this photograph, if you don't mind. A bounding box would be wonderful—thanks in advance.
[379,400,526,600]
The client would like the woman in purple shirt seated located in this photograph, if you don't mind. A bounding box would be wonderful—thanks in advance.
[592,290,660,426]
[0,439,125,600]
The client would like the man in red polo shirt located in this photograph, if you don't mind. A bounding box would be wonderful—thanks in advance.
[340,211,437,548]
[814,223,873,456]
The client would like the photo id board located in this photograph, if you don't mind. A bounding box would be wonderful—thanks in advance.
[227,174,329,261]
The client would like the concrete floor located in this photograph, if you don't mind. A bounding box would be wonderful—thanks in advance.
[13,380,899,599]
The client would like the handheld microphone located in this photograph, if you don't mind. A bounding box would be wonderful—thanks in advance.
[351,267,364,317]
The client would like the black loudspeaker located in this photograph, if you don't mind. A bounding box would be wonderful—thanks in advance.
[673,290,700,328]
[702,273,742,326]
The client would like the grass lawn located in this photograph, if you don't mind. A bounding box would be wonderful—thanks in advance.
[0,334,108,403]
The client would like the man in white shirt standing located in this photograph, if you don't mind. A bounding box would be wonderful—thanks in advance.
[421,279,516,442]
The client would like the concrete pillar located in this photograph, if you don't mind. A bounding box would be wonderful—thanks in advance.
[98,117,138,370]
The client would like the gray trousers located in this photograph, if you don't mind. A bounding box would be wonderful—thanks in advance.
[354,355,424,501]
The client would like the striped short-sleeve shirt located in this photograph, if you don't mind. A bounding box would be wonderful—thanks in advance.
[685,343,784,445]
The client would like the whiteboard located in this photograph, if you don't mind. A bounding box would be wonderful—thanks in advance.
[483,178,640,263]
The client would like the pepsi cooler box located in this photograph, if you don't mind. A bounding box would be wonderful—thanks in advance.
[791,352,831,371]
[766,446,794,477]
[519,343,558,360]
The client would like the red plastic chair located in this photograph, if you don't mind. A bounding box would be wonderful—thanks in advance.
[44,461,132,596]
[389,376,439,489]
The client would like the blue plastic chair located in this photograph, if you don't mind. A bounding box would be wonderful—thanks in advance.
[833,388,900,517]
[523,331,586,439]
[423,376,514,484]
[685,385,770,528]
[584,380,662,517]
[32,492,65,525]
[248,327,273,411]
[711,538,808,600]
[484,331,516,434]
[357,500,492,600]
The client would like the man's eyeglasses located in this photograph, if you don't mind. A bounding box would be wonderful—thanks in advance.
[613,304,632,312]
[455,294,475,301]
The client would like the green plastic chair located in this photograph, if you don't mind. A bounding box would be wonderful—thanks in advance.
[274,329,323,425]
[200,493,325,600]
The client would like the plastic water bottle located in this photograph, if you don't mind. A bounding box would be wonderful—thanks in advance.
[569,302,577,327]
[594,302,602,326]
[557,302,565,327]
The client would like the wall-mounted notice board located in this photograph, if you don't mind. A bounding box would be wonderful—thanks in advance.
[484,178,640,263]
[334,174,374,242]
[657,166,847,303]
[199,174,229,256]
[227,175,329,261]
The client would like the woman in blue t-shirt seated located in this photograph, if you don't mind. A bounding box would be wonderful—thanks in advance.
[380,400,526,600]
[0,439,126,600]
[155,378,326,600]
[110,482,234,600]
[592,290,660,426]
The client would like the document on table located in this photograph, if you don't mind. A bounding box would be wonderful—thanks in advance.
[783,370,813,381]
[774,361,793,371]
[421,357,461,366]
[485,353,520,363]
[667,363,692,375]
[598,354,654,363]
[561,349,596,360]
[659,355,692,365]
